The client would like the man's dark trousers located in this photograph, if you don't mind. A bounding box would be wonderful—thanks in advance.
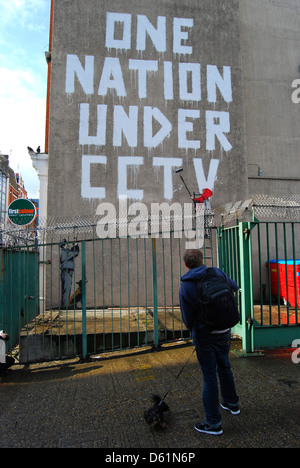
[195,331,239,427]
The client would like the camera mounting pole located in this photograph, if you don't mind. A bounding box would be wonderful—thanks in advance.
[173,168,193,198]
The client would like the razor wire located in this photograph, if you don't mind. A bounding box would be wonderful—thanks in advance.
[1,193,299,247]
[213,194,300,226]
[0,205,215,247]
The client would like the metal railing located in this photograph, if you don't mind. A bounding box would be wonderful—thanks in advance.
[1,219,299,363]
[1,228,217,363]
[219,221,300,352]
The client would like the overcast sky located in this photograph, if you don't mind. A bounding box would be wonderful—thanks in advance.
[0,0,51,198]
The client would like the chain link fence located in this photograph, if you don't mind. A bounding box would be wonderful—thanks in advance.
[1,194,299,247]
[0,202,215,247]
[214,194,300,226]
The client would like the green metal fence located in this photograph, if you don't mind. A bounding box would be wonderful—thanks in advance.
[0,248,39,351]
[1,220,299,364]
[1,229,217,364]
[218,221,300,352]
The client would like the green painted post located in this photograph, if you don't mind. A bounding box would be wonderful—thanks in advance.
[0,250,3,330]
[238,222,254,353]
[81,241,87,359]
[152,238,159,348]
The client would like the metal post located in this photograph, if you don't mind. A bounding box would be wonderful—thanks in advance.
[151,238,159,348]
[81,241,87,359]
[238,222,254,353]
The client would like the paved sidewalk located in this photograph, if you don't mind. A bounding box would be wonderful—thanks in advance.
[0,340,299,448]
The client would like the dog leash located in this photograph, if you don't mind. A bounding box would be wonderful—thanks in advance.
[159,347,196,405]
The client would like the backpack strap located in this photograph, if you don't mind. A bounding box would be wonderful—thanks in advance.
[205,267,217,277]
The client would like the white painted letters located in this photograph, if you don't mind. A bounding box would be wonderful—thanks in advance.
[207,65,232,103]
[113,106,138,147]
[105,12,132,50]
[193,158,219,192]
[65,55,94,95]
[98,57,126,97]
[206,111,232,151]
[153,157,183,200]
[173,18,193,54]
[164,62,174,100]
[79,104,107,146]
[179,63,201,101]
[65,12,235,201]
[136,15,166,52]
[117,156,144,200]
[81,155,107,199]
[178,109,200,149]
[128,60,158,98]
[144,107,172,148]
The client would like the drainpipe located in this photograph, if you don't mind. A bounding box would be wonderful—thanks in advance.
[27,0,53,314]
[45,0,54,154]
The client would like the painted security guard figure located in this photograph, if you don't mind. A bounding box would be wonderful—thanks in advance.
[59,240,80,308]
[0,331,15,375]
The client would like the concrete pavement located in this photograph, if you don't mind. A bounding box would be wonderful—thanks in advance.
[0,340,299,449]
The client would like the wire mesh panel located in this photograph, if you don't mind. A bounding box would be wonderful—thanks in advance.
[0,247,39,359]
[3,198,299,361]
[251,221,300,327]
[1,223,221,364]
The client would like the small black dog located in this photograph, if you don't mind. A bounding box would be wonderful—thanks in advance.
[144,394,170,429]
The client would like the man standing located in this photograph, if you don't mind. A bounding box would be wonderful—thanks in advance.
[179,249,240,436]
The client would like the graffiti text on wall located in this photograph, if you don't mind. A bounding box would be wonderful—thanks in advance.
[65,12,233,201]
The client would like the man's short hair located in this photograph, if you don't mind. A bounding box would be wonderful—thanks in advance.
[183,249,204,269]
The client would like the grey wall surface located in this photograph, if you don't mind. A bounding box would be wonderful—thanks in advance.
[239,0,300,197]
[48,0,247,223]
[47,0,300,308]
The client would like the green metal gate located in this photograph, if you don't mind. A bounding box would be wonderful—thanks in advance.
[0,229,218,364]
[218,221,300,352]
[3,220,298,364]
[0,248,39,353]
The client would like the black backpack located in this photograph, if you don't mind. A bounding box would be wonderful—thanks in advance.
[196,268,240,331]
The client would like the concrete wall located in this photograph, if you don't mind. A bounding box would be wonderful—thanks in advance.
[239,0,300,197]
[46,0,300,307]
[48,0,247,223]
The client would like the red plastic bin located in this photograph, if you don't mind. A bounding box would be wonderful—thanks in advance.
[266,260,300,307]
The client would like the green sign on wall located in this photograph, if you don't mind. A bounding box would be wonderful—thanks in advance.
[7,199,36,226]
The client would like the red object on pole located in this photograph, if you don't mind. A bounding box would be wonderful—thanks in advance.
[192,188,213,203]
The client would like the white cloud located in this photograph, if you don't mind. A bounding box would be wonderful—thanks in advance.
[0,0,49,30]
[0,0,50,198]
[0,67,45,197]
